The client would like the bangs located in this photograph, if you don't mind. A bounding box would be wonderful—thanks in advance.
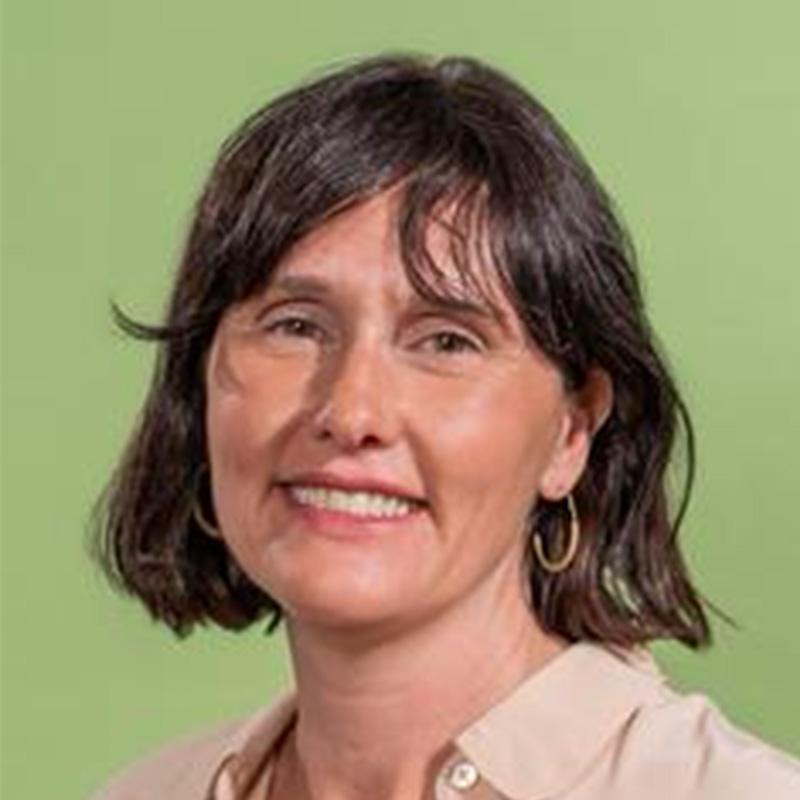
[131,53,581,381]
[394,171,516,330]
[230,162,540,349]
[216,149,550,354]
[253,166,520,334]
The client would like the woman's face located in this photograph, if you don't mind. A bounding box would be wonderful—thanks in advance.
[205,190,599,632]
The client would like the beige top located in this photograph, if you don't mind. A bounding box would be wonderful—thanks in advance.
[91,642,800,799]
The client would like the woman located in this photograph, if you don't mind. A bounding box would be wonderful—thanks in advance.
[90,54,799,799]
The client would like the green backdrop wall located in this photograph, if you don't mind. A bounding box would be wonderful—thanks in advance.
[2,1,799,796]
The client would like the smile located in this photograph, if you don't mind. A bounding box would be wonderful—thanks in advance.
[286,485,420,519]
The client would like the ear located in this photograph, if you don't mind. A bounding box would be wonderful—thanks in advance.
[538,366,613,501]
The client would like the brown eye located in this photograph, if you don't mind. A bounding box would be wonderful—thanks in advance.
[424,331,482,355]
[264,316,325,341]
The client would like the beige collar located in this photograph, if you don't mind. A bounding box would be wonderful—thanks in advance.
[203,642,666,799]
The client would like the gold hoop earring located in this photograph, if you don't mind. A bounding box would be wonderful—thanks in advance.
[533,494,580,574]
[191,464,222,539]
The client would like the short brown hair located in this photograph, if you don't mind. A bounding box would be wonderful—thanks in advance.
[89,53,712,648]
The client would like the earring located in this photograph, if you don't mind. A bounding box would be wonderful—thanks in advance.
[533,493,580,574]
[191,463,222,539]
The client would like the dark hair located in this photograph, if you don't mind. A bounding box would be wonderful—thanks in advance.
[89,52,712,648]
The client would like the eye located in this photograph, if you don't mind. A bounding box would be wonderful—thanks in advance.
[421,330,482,355]
[263,315,325,341]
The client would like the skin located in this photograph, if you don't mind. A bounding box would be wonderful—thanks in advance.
[205,188,612,800]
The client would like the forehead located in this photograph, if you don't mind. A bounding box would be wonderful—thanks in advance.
[266,188,517,325]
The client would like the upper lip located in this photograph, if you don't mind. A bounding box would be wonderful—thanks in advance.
[278,470,427,504]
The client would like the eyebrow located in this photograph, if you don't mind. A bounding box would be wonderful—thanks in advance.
[266,274,511,330]
[405,294,509,331]
[267,275,332,296]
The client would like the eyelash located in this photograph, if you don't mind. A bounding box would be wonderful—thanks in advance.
[421,331,481,354]
[262,315,483,356]
[264,316,325,340]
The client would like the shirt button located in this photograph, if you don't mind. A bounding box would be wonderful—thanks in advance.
[446,758,480,791]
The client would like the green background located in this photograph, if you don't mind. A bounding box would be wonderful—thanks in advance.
[2,1,799,796]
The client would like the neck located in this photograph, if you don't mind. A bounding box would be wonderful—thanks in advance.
[273,557,566,800]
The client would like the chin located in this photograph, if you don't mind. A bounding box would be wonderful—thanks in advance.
[276,583,415,634]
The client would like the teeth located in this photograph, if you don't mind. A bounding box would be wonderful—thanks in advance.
[288,486,417,518]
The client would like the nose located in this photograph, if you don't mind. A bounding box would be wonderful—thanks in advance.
[310,339,401,451]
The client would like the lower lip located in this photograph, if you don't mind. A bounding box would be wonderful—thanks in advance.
[279,485,425,539]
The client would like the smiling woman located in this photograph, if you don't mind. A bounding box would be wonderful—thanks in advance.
[203,187,602,635]
[89,54,800,799]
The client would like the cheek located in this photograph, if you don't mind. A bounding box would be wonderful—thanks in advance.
[207,333,307,454]
[205,341,308,520]
[415,365,563,497]
[207,393,257,475]
[205,392,261,546]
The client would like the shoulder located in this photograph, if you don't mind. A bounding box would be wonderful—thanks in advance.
[455,643,799,800]
[90,688,297,800]
[89,713,250,800]
[618,686,800,800]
